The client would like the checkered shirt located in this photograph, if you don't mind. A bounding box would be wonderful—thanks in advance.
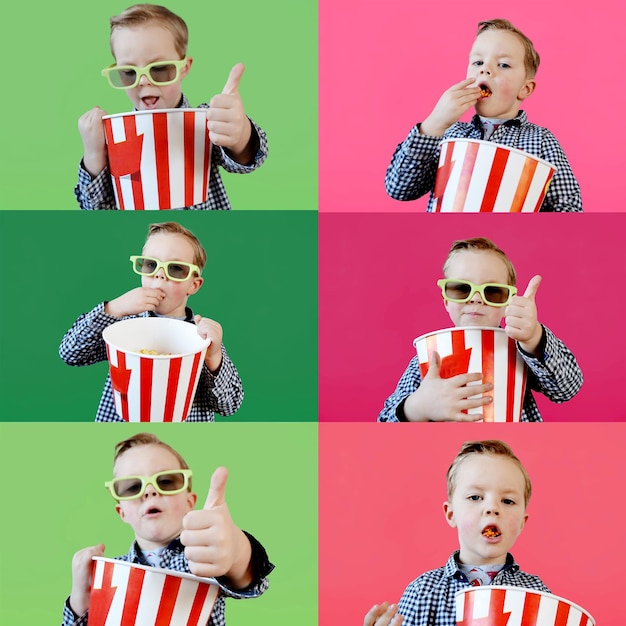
[396,551,549,626]
[378,325,583,422]
[59,302,243,422]
[385,111,582,212]
[61,534,274,626]
[75,94,268,210]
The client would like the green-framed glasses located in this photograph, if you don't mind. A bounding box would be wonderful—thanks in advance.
[437,279,517,307]
[101,58,188,89]
[130,256,201,282]
[105,469,193,501]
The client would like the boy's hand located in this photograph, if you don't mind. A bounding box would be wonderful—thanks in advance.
[78,106,109,177]
[194,315,223,373]
[505,275,543,356]
[69,543,105,616]
[420,78,481,137]
[206,63,254,164]
[364,602,404,626]
[104,287,166,318]
[181,467,253,589]
[403,351,493,421]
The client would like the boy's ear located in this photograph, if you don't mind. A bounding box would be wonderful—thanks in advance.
[115,503,127,523]
[186,275,203,296]
[518,79,535,101]
[187,491,198,510]
[181,56,193,80]
[443,501,457,528]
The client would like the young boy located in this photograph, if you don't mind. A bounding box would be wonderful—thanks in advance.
[364,440,548,626]
[378,237,582,422]
[385,19,582,212]
[76,3,267,210]
[59,221,243,421]
[62,432,274,625]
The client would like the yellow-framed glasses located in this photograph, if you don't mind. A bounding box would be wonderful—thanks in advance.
[102,58,188,89]
[437,279,517,307]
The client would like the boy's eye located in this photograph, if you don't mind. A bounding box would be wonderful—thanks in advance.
[499,63,511,69]
[502,498,516,505]
[468,495,482,501]
[472,60,484,66]
[142,260,158,272]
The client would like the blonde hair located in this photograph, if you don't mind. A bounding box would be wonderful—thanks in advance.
[113,432,192,490]
[443,237,516,286]
[110,4,189,58]
[477,19,540,78]
[447,440,532,507]
[146,222,207,272]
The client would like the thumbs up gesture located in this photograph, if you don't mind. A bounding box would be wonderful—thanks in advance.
[206,63,254,162]
[181,467,253,588]
[504,275,544,355]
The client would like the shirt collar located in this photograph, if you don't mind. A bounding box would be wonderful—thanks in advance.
[446,550,519,580]
[471,110,527,131]
[130,537,185,564]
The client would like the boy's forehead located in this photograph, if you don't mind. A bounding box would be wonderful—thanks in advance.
[111,23,179,63]
[456,454,525,491]
[142,232,195,262]
[445,250,509,279]
[470,29,525,59]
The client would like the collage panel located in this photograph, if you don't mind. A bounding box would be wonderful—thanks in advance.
[1,0,317,211]
[319,0,625,213]
[0,421,318,624]
[319,421,620,624]
[320,212,626,423]
[0,210,317,422]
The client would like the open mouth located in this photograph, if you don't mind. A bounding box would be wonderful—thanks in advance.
[482,525,501,538]
[145,506,162,516]
[479,84,492,98]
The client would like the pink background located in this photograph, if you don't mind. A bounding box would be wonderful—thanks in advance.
[319,212,626,422]
[319,0,625,212]
[318,422,621,625]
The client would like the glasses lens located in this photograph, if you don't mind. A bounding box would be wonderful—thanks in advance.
[148,63,179,85]
[113,477,143,499]
[483,285,512,304]
[109,67,138,88]
[444,281,472,301]
[155,471,187,492]
[133,257,158,275]
[165,262,191,280]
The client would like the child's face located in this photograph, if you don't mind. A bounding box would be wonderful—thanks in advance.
[443,250,510,328]
[111,24,192,110]
[466,29,535,119]
[140,232,203,318]
[114,444,197,551]
[443,454,528,566]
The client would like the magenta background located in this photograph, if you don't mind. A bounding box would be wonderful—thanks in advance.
[319,213,626,422]
[319,0,625,212]
[318,422,621,625]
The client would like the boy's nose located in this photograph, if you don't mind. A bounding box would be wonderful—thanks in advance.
[469,291,485,304]
[143,484,158,498]
[137,72,152,87]
[154,267,167,280]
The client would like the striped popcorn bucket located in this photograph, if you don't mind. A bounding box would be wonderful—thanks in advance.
[103,109,211,210]
[88,557,220,626]
[102,317,210,422]
[455,586,596,626]
[433,139,556,212]
[413,327,527,422]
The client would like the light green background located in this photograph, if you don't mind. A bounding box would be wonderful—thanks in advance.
[0,211,317,421]
[0,0,317,210]
[0,422,318,624]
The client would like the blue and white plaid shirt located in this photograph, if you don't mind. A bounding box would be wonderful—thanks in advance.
[61,534,273,626]
[75,94,268,211]
[378,326,583,422]
[385,111,582,212]
[397,551,549,626]
[59,302,244,422]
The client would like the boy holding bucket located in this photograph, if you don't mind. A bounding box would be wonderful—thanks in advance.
[62,432,274,625]
[385,19,582,212]
[76,3,267,210]
[59,221,243,421]
[378,238,582,422]
[364,440,548,626]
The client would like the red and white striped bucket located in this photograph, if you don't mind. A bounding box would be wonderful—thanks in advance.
[103,109,211,210]
[455,586,596,626]
[88,557,220,626]
[433,139,556,212]
[413,327,527,422]
[102,317,210,422]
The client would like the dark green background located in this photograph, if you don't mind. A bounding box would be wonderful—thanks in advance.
[0,0,317,210]
[0,211,317,421]
[0,422,318,624]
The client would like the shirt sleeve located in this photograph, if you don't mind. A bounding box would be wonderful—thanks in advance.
[518,325,583,402]
[537,130,583,212]
[59,302,120,366]
[74,160,118,210]
[377,357,422,422]
[61,598,87,626]
[385,125,442,201]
